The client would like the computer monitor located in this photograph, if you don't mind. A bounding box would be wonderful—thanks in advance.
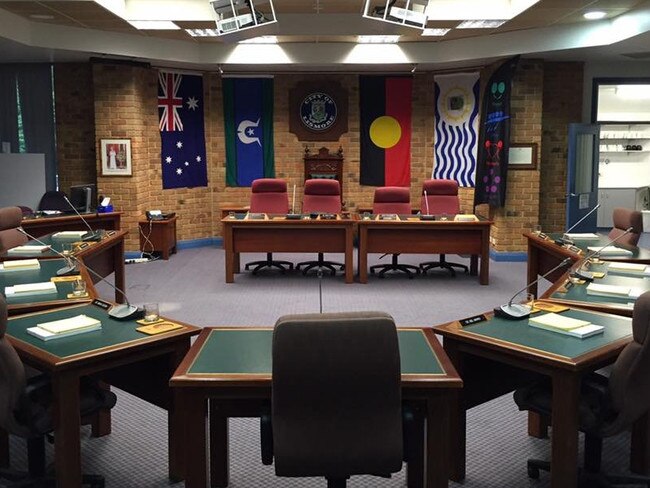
[69,183,97,213]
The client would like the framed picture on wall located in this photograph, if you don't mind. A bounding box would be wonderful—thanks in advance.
[509,143,538,170]
[100,139,132,176]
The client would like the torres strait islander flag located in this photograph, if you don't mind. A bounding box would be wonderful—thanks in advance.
[359,76,412,187]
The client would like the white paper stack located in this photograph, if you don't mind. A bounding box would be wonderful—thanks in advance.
[586,282,643,299]
[27,314,102,341]
[454,214,479,222]
[565,233,599,240]
[5,282,57,297]
[607,262,650,277]
[0,259,40,272]
[52,231,87,239]
[587,245,633,256]
[529,313,604,338]
[7,245,50,255]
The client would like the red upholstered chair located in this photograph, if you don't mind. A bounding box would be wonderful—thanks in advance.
[370,187,419,278]
[244,178,294,274]
[608,208,643,247]
[0,207,28,254]
[418,179,469,277]
[296,179,344,276]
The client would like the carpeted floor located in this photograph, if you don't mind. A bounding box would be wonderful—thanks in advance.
[6,241,647,487]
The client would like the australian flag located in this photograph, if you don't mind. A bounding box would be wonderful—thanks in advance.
[158,71,208,189]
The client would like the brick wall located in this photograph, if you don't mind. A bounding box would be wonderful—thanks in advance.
[540,62,584,232]
[55,63,96,195]
[54,61,583,254]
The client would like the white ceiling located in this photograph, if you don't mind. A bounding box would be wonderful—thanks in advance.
[1,0,650,71]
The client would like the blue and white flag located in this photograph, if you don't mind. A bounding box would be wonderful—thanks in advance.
[433,73,480,187]
[158,71,208,189]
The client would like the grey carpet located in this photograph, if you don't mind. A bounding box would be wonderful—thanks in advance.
[7,239,649,487]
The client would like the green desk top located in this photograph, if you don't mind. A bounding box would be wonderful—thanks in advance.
[551,267,650,308]
[7,303,153,359]
[1,259,78,306]
[548,233,650,261]
[1,232,111,259]
[463,308,632,359]
[188,329,443,375]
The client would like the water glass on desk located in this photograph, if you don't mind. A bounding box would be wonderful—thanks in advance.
[72,278,87,297]
[143,303,160,323]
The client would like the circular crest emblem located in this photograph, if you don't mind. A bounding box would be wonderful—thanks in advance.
[300,92,337,131]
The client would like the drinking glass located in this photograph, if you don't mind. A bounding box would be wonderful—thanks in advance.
[144,303,160,323]
[72,279,87,297]
[533,224,542,235]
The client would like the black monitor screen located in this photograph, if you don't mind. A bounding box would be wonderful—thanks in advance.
[69,184,97,213]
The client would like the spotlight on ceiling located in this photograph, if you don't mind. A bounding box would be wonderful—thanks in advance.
[362,0,429,31]
[583,11,607,20]
[209,0,278,40]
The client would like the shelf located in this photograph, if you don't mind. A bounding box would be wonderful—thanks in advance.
[600,150,649,153]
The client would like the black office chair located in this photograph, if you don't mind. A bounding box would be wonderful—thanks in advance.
[514,291,650,487]
[0,294,117,488]
[261,311,421,488]
[37,191,70,212]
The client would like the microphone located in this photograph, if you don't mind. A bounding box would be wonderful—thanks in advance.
[571,226,634,281]
[494,257,573,320]
[63,194,103,241]
[554,203,601,246]
[286,184,300,219]
[17,228,144,321]
[420,190,434,220]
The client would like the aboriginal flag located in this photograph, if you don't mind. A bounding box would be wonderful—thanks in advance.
[359,76,412,187]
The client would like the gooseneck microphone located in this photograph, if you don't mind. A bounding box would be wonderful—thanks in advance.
[571,226,634,281]
[494,257,573,320]
[420,190,434,220]
[555,203,601,246]
[63,194,103,241]
[17,228,143,320]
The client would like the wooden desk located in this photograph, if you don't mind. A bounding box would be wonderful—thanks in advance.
[22,212,121,238]
[526,232,650,297]
[0,230,127,304]
[5,303,200,487]
[170,327,462,488]
[434,308,646,488]
[221,214,356,284]
[138,217,177,260]
[357,216,492,285]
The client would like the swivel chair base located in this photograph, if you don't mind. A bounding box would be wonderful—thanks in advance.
[419,254,468,277]
[371,254,419,279]
[245,253,293,275]
[297,253,344,276]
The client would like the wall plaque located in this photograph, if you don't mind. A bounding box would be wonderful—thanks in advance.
[289,81,348,141]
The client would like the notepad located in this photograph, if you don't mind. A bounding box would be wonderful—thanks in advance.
[607,262,650,276]
[0,259,40,272]
[454,214,479,222]
[27,314,102,341]
[586,282,643,299]
[7,245,50,255]
[564,233,599,240]
[529,313,604,338]
[5,281,57,296]
[246,213,266,220]
[52,231,87,238]
[587,245,633,256]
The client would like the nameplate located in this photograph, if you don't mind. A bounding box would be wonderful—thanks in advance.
[460,314,487,327]
[537,232,548,240]
[78,242,90,250]
[106,230,116,236]
[92,299,111,310]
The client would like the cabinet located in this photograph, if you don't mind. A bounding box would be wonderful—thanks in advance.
[138,216,177,259]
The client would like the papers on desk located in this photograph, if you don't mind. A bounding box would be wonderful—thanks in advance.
[7,245,50,255]
[586,245,633,256]
[454,214,479,222]
[5,281,57,297]
[27,314,102,341]
[52,231,87,239]
[0,259,40,272]
[42,210,62,215]
[564,233,599,240]
[607,262,650,277]
[586,283,643,299]
[529,313,604,339]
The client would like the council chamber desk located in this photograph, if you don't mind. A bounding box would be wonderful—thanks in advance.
[0,230,127,303]
[221,214,356,284]
[3,302,200,487]
[357,215,492,285]
[21,211,121,238]
[170,327,462,488]
[526,231,650,297]
[433,308,648,488]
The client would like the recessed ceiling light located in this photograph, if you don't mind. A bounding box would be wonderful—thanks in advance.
[357,35,400,44]
[128,20,180,30]
[186,28,220,37]
[29,14,55,20]
[583,11,607,20]
[457,19,507,29]
[239,36,278,44]
[421,28,450,37]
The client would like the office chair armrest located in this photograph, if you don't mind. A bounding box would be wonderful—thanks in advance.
[260,412,273,465]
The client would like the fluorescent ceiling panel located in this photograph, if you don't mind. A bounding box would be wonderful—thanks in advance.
[457,20,508,29]
[425,0,539,20]
[357,35,401,44]
[128,20,180,29]
[421,28,451,36]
